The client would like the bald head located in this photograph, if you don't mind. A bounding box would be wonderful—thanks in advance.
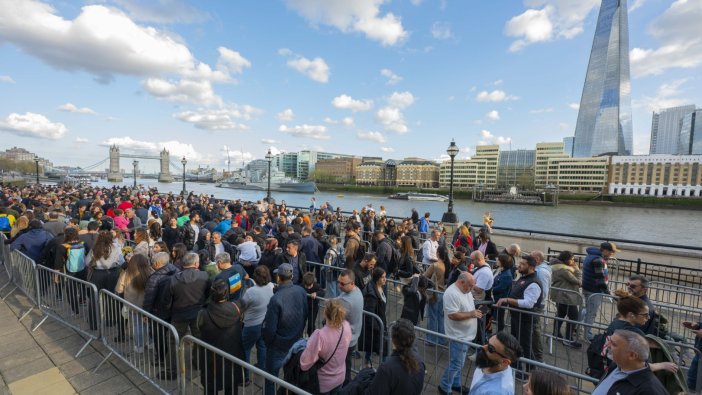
[470,250,486,267]
[530,250,545,263]
[507,244,521,257]
[456,272,475,294]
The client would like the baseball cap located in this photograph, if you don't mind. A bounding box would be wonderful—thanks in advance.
[274,263,294,278]
[600,242,618,253]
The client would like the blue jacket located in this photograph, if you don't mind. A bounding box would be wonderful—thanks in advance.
[214,219,232,235]
[582,247,609,294]
[418,217,429,233]
[11,228,54,263]
[262,282,308,352]
[492,268,514,300]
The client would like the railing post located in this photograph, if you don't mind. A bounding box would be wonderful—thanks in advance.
[635,258,642,275]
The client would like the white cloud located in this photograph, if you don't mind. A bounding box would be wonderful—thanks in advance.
[505,0,599,52]
[284,0,408,46]
[486,110,500,120]
[267,146,284,156]
[75,137,89,143]
[261,138,280,145]
[380,147,395,153]
[629,0,647,12]
[632,79,691,112]
[0,75,15,83]
[101,136,204,161]
[409,0,422,5]
[277,108,295,122]
[174,105,262,130]
[323,117,338,124]
[113,0,208,24]
[387,91,415,108]
[376,106,408,133]
[493,79,503,86]
[478,129,512,146]
[380,68,402,85]
[529,107,554,114]
[58,103,96,114]
[216,47,251,75]
[332,94,373,111]
[279,124,330,140]
[630,0,702,77]
[286,55,330,83]
[357,131,386,143]
[475,90,518,102]
[143,78,221,106]
[342,117,354,126]
[0,112,67,139]
[568,102,580,110]
[431,21,452,39]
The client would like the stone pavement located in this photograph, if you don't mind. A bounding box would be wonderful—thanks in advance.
[0,269,164,395]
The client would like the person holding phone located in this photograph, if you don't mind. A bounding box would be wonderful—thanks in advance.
[683,320,702,390]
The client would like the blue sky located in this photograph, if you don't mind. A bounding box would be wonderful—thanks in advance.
[0,0,700,172]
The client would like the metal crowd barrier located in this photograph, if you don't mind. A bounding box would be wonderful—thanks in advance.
[1,250,38,321]
[0,234,12,291]
[94,290,180,394]
[33,265,100,357]
[608,278,702,310]
[180,335,312,395]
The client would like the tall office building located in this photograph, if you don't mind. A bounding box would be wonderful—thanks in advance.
[573,0,633,157]
[497,149,535,187]
[563,137,574,157]
[679,109,702,155]
[649,105,696,154]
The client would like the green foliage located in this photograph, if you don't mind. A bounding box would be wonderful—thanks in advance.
[0,158,36,173]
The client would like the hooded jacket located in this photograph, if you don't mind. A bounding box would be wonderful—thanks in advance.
[550,260,583,305]
[10,228,54,263]
[582,247,609,294]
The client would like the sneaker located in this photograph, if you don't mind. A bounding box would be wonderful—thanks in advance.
[451,385,470,395]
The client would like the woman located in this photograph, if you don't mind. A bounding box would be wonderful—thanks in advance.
[171,243,188,270]
[9,215,29,242]
[423,244,448,345]
[492,253,514,332]
[523,370,572,395]
[473,229,498,260]
[115,253,153,353]
[86,230,124,330]
[258,238,283,275]
[453,225,472,252]
[162,217,181,250]
[240,266,274,383]
[152,241,169,256]
[132,228,151,259]
[360,267,388,367]
[148,220,162,242]
[395,236,418,286]
[196,279,245,394]
[300,298,352,394]
[550,250,583,348]
[364,319,425,395]
[401,274,430,325]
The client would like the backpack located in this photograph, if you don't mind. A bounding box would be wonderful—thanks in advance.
[355,238,366,262]
[64,242,86,273]
[586,332,609,379]
[0,215,11,233]
[385,238,401,273]
[281,325,344,394]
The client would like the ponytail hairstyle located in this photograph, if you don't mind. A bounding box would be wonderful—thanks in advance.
[392,319,420,373]
[614,288,647,316]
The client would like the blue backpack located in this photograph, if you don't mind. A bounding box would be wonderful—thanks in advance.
[64,242,86,273]
[0,215,11,233]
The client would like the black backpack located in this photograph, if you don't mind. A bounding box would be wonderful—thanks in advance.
[586,332,609,379]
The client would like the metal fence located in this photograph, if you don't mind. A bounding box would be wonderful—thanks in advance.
[1,249,38,321]
[0,234,12,292]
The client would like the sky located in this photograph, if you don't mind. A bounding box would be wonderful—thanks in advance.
[0,0,701,172]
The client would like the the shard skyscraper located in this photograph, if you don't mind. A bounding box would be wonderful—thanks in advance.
[573,0,633,157]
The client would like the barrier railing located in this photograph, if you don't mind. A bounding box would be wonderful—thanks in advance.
[0,234,12,292]
[1,250,38,321]
[179,335,313,395]
[33,265,100,357]
[94,290,180,394]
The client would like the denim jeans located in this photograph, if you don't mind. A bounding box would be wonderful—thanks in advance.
[688,353,700,391]
[581,291,602,339]
[264,347,287,395]
[242,324,266,379]
[425,294,445,345]
[440,340,469,392]
[131,312,144,348]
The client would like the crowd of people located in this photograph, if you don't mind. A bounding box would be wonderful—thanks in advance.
[1,182,698,395]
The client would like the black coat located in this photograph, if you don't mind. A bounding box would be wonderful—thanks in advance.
[359,282,387,356]
[364,353,425,395]
[197,301,245,393]
[400,277,427,325]
[600,365,668,395]
[472,239,498,260]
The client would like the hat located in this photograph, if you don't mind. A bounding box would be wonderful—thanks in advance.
[600,242,618,252]
[274,263,294,278]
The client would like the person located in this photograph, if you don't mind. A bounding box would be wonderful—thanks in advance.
[323,235,344,298]
[300,298,352,394]
[446,249,467,288]
[418,212,430,239]
[393,235,418,286]
[470,250,493,302]
[400,274,430,325]
[421,229,439,267]
[196,279,245,395]
[302,271,325,337]
[550,250,583,348]
[86,230,125,330]
[453,224,473,252]
[213,252,248,301]
[336,269,364,384]
[132,228,151,259]
[582,242,616,340]
[364,319,425,395]
[162,217,181,250]
[115,254,153,353]
[683,320,702,390]
[531,250,550,362]
[496,255,543,368]
[353,252,376,290]
[424,244,448,345]
[165,252,210,339]
[280,239,307,285]
[259,238,283,276]
[262,263,308,395]
[469,331,523,395]
[522,370,572,395]
[360,267,388,367]
[473,229,498,260]
[591,330,668,395]
[483,211,493,233]
[438,272,482,395]
[240,265,274,384]
[626,275,658,335]
[54,227,88,314]
[237,234,261,277]
[10,219,53,262]
[374,230,394,273]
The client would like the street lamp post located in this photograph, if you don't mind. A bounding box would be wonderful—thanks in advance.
[34,156,40,185]
[132,160,138,189]
[441,140,459,225]
[181,156,187,196]
[265,148,273,203]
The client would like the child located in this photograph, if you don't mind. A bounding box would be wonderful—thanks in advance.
[302,271,325,337]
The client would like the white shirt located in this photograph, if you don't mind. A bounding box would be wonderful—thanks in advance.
[517,283,542,309]
[443,282,477,342]
[473,265,494,294]
[422,239,438,265]
[470,366,515,395]
[535,262,551,304]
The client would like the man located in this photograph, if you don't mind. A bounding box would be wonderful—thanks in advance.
[207,232,235,262]
[10,219,53,263]
[142,252,178,375]
[344,224,362,265]
[43,211,65,237]
[469,332,523,395]
[582,242,616,340]
[180,212,200,251]
[353,253,376,290]
[470,251,493,302]
[591,330,668,395]
[78,221,100,250]
[336,269,364,384]
[280,239,306,285]
[237,234,261,277]
[165,252,210,339]
[125,208,143,237]
[373,229,394,272]
[299,226,322,264]
[496,255,543,370]
[149,199,163,218]
[213,252,248,301]
[262,263,308,395]
[214,212,233,235]
[418,212,430,238]
[530,249,551,362]
[504,244,521,269]
[438,272,482,395]
[422,229,440,267]
[627,275,657,335]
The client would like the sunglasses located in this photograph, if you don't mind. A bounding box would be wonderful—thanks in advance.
[337,280,352,287]
[486,343,509,360]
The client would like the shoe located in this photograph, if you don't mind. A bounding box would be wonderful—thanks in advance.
[563,340,583,349]
[158,371,176,380]
[451,385,470,394]
[437,386,450,395]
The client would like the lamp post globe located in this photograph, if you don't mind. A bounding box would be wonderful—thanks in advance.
[265,148,273,203]
[181,156,187,196]
[132,160,138,189]
[441,139,459,225]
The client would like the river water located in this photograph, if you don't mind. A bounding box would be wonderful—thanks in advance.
[94,180,699,246]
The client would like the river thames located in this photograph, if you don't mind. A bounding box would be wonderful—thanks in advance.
[95,179,698,246]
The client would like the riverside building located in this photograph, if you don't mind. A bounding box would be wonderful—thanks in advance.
[439,144,499,189]
[535,142,569,188]
[608,155,702,197]
[650,105,697,155]
[546,156,610,192]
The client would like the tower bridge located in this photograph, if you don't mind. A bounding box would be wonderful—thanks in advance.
[107,145,173,182]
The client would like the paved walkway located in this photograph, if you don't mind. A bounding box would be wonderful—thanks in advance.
[0,269,163,395]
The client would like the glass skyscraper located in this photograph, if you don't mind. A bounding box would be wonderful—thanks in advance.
[573,0,633,157]
[679,109,702,155]
[650,105,696,154]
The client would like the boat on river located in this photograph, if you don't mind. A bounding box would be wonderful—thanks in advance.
[216,169,315,194]
[388,192,448,202]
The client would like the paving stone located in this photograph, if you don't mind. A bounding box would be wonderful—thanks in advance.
[1,356,55,384]
[67,365,120,392]
[0,346,46,371]
[79,374,136,395]
[6,367,75,395]
[57,351,103,379]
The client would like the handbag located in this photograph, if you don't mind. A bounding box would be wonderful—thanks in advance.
[299,325,345,394]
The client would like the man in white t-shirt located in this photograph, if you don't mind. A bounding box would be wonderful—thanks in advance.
[470,251,494,302]
[439,272,482,395]
[421,229,440,266]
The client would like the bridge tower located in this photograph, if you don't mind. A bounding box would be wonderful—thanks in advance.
[107,145,123,182]
[158,148,173,182]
